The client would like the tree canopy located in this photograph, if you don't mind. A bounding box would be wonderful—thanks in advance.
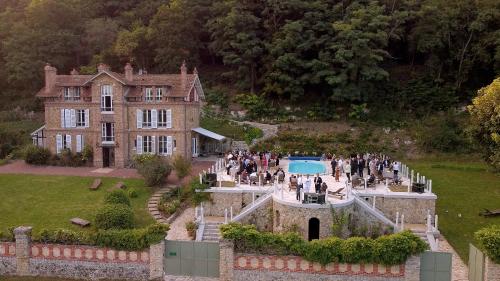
[0,0,498,112]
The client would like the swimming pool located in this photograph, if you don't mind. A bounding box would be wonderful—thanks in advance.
[288,160,326,175]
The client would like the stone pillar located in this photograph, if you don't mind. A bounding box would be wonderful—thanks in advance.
[14,226,32,276]
[149,240,165,280]
[404,255,420,281]
[219,239,234,281]
[485,257,500,281]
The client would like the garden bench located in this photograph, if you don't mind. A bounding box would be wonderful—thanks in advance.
[89,178,101,190]
[70,218,90,227]
[479,209,500,217]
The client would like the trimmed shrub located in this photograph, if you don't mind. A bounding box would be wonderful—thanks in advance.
[128,188,138,198]
[220,223,427,265]
[172,155,192,180]
[475,225,500,263]
[37,229,91,245]
[104,190,131,206]
[24,145,50,165]
[95,204,134,230]
[93,223,169,250]
[158,199,180,217]
[134,155,172,187]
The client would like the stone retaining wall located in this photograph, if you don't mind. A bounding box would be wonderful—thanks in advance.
[0,226,164,281]
[0,242,16,275]
[485,257,500,281]
[360,195,435,224]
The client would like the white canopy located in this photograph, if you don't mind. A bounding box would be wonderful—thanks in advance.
[192,127,226,141]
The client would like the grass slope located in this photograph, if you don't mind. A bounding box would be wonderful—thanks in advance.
[407,158,500,261]
[0,174,154,232]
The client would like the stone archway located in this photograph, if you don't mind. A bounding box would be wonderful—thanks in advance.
[308,217,320,241]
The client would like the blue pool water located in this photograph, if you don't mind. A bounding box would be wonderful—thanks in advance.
[288,160,326,175]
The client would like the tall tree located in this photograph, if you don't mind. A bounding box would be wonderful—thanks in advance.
[209,0,265,93]
[329,1,390,101]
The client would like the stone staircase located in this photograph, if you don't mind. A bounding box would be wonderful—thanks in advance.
[147,186,175,225]
[201,222,223,242]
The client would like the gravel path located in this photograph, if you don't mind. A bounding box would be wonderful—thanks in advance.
[439,237,468,281]
[166,207,195,240]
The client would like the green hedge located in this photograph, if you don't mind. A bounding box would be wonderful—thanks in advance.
[95,204,134,230]
[220,223,427,265]
[33,223,169,251]
[475,225,500,263]
[104,190,131,206]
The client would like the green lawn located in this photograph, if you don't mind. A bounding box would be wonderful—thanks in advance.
[200,117,262,142]
[0,174,155,233]
[407,157,500,261]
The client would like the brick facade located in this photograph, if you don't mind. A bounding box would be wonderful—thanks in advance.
[35,62,204,168]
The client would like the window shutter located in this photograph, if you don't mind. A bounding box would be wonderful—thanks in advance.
[136,109,142,129]
[76,135,82,152]
[137,135,143,154]
[151,109,157,128]
[167,109,172,128]
[64,109,71,128]
[66,135,72,150]
[60,109,65,128]
[70,109,76,128]
[56,134,62,154]
[85,109,90,128]
[151,136,156,154]
[167,136,172,155]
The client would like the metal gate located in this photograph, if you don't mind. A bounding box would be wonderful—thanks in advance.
[468,244,485,281]
[164,240,220,278]
[420,251,452,281]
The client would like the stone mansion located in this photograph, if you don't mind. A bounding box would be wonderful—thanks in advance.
[32,62,225,168]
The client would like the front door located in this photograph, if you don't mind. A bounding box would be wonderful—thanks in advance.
[102,147,115,167]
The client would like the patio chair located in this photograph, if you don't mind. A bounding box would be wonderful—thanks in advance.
[327,187,345,200]
[278,172,285,183]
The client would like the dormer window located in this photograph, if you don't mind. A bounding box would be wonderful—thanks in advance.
[63,87,81,101]
[156,88,163,101]
[145,87,153,102]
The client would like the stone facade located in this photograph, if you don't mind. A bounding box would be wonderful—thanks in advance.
[360,195,436,224]
[2,226,163,281]
[219,240,234,281]
[35,62,205,168]
[239,199,273,231]
[485,257,500,281]
[202,191,268,217]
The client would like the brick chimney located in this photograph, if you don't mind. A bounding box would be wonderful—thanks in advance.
[44,63,57,92]
[97,63,110,72]
[70,68,79,75]
[124,63,133,81]
[180,60,187,91]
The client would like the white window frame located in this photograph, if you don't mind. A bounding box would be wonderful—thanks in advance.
[101,123,115,143]
[63,87,81,101]
[76,135,83,153]
[64,87,71,101]
[145,87,153,102]
[100,85,113,112]
[156,87,163,101]
[76,109,86,127]
[158,109,167,128]
[159,136,168,155]
[142,110,152,128]
[143,135,152,154]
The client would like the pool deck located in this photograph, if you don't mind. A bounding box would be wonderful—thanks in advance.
[206,159,436,207]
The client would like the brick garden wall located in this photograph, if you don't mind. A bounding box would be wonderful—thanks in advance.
[0,227,164,281]
[233,254,405,281]
[0,242,16,275]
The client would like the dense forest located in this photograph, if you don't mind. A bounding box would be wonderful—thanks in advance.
[0,0,498,116]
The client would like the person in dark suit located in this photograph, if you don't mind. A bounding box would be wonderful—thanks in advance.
[330,158,337,176]
[351,156,357,175]
[358,157,365,177]
[314,174,323,193]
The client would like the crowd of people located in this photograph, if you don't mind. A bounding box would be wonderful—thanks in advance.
[223,150,401,201]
